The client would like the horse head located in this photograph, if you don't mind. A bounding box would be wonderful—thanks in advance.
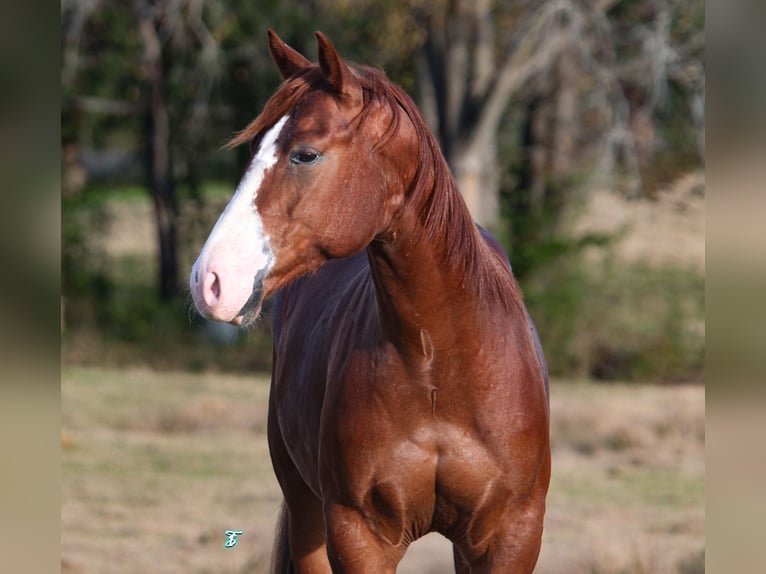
[190,31,418,325]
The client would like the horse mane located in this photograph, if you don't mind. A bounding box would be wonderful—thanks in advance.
[355,68,524,312]
[225,64,524,312]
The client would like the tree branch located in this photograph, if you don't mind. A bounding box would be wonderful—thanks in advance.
[471,0,495,98]
[61,0,99,88]
[470,1,577,152]
[444,0,470,145]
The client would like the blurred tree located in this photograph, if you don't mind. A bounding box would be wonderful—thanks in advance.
[63,0,189,299]
[500,0,704,278]
[319,0,703,232]
[61,0,317,299]
[413,0,577,229]
[61,0,704,381]
[61,0,703,312]
[134,0,178,299]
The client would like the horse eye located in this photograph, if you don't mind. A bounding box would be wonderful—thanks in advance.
[290,150,321,165]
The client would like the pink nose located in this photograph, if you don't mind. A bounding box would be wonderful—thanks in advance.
[190,259,254,324]
[201,270,221,309]
[190,264,231,321]
[190,239,273,324]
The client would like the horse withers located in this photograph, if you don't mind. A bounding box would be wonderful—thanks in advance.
[190,30,550,574]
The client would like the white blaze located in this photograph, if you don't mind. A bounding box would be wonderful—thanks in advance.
[190,115,289,321]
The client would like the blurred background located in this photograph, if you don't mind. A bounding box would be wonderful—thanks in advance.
[60,1,705,573]
[61,0,705,381]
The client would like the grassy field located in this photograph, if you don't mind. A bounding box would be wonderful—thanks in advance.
[61,368,704,573]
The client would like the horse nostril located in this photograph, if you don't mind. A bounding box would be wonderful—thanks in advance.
[203,271,221,305]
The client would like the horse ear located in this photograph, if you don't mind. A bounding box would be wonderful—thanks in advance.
[268,29,311,80]
[315,32,362,106]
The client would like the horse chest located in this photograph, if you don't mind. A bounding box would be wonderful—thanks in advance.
[320,355,532,522]
[322,400,512,543]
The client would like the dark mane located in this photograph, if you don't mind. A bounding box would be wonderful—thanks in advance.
[226,64,524,312]
[354,67,525,312]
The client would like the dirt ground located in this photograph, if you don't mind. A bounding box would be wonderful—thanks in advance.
[61,368,704,573]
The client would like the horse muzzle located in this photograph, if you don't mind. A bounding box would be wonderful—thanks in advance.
[190,246,274,326]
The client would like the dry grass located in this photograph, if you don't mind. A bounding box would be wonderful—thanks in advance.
[61,368,704,573]
[572,171,705,272]
[61,368,278,574]
[540,382,704,574]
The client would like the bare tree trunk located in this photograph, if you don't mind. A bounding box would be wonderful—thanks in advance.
[416,0,502,229]
[522,48,578,221]
[529,98,550,218]
[136,1,178,300]
[552,50,577,178]
[454,134,499,229]
[415,1,574,230]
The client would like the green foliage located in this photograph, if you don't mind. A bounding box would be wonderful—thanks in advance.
[588,262,704,382]
[62,3,142,147]
[62,193,112,304]
[647,81,704,191]
[62,184,274,372]
[62,254,273,373]
[523,257,705,382]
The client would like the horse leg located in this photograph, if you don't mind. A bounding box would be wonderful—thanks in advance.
[324,503,404,574]
[458,495,547,574]
[453,545,471,574]
[487,507,545,573]
[281,496,332,574]
[268,423,331,572]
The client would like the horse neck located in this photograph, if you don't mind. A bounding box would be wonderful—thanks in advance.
[366,158,506,355]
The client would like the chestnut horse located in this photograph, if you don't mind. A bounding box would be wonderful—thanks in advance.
[190,31,550,574]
